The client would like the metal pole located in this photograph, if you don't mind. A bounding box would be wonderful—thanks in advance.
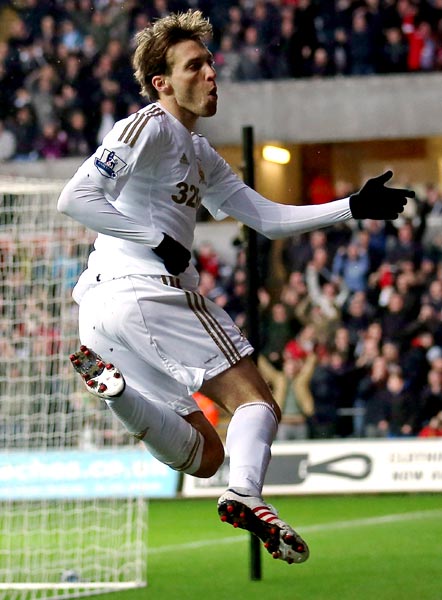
[242,125,262,581]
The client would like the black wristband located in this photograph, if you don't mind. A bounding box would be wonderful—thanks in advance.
[153,234,191,276]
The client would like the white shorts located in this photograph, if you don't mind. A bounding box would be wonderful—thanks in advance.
[78,274,253,416]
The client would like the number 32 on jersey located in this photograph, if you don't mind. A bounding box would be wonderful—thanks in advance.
[171,182,201,209]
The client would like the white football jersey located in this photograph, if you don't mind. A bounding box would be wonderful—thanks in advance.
[72,103,247,287]
[60,102,353,300]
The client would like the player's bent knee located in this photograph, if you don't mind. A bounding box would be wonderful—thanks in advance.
[192,439,225,478]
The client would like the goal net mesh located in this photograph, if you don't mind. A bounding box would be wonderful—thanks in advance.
[0,177,147,599]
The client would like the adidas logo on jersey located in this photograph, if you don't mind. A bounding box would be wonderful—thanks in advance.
[180,153,189,165]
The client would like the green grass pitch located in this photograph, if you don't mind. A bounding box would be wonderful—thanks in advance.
[2,493,441,600]
[132,493,441,600]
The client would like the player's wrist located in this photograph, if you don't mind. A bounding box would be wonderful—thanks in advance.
[349,194,364,219]
[152,233,191,275]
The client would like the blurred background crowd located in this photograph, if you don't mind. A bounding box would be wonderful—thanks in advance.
[192,188,442,442]
[3,189,442,446]
[1,0,442,160]
[0,0,441,446]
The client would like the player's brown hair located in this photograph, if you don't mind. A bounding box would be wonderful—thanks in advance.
[133,10,212,101]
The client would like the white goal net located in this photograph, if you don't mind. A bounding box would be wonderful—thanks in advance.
[0,177,148,599]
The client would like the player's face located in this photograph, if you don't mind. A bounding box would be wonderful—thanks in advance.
[163,39,217,126]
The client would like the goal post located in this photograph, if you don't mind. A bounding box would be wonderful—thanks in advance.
[0,176,177,599]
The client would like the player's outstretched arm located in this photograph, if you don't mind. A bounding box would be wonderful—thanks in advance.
[349,170,415,220]
[218,170,414,240]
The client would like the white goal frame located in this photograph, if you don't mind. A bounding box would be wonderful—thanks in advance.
[0,176,149,600]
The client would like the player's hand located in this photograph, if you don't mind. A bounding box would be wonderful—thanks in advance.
[349,171,415,220]
[153,233,191,275]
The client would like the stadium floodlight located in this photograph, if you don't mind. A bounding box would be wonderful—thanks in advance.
[262,145,291,165]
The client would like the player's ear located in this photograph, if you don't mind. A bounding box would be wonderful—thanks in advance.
[152,75,172,95]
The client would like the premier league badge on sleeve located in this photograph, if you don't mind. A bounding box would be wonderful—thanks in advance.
[94,149,127,179]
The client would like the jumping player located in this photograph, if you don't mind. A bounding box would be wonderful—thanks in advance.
[58,10,414,564]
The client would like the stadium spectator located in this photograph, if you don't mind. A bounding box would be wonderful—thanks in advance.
[26,64,60,131]
[284,230,329,274]
[258,349,316,441]
[95,97,117,145]
[418,412,442,437]
[194,240,221,278]
[197,269,227,305]
[213,34,241,81]
[379,291,413,345]
[354,355,391,438]
[285,270,309,303]
[260,302,297,369]
[386,221,422,267]
[418,367,442,429]
[333,27,351,75]
[105,38,139,102]
[59,18,84,52]
[235,25,267,81]
[332,241,370,293]
[312,46,334,78]
[342,291,375,345]
[293,0,318,70]
[223,267,248,327]
[308,349,345,439]
[381,27,409,73]
[252,0,281,49]
[401,329,434,394]
[0,119,16,161]
[354,326,381,369]
[60,53,84,92]
[332,325,355,361]
[396,0,419,37]
[18,0,48,40]
[278,282,303,332]
[423,278,442,312]
[37,14,59,62]
[384,367,417,436]
[348,9,377,75]
[268,8,298,79]
[65,109,91,157]
[221,5,244,49]
[9,104,39,160]
[54,82,83,128]
[306,246,335,289]
[306,255,349,318]
[424,183,442,216]
[35,120,68,159]
[363,220,388,270]
[407,20,437,71]
[381,339,402,369]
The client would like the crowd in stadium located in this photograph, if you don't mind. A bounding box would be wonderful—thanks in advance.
[193,189,442,441]
[3,183,442,446]
[1,0,442,444]
[0,0,442,160]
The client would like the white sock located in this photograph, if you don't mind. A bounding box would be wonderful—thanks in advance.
[226,402,278,497]
[105,384,203,475]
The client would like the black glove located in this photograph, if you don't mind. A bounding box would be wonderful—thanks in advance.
[349,171,415,220]
[153,233,191,276]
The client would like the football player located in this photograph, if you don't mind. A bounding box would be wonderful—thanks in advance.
[58,10,413,564]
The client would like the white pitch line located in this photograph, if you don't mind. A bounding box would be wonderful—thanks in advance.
[148,509,442,555]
